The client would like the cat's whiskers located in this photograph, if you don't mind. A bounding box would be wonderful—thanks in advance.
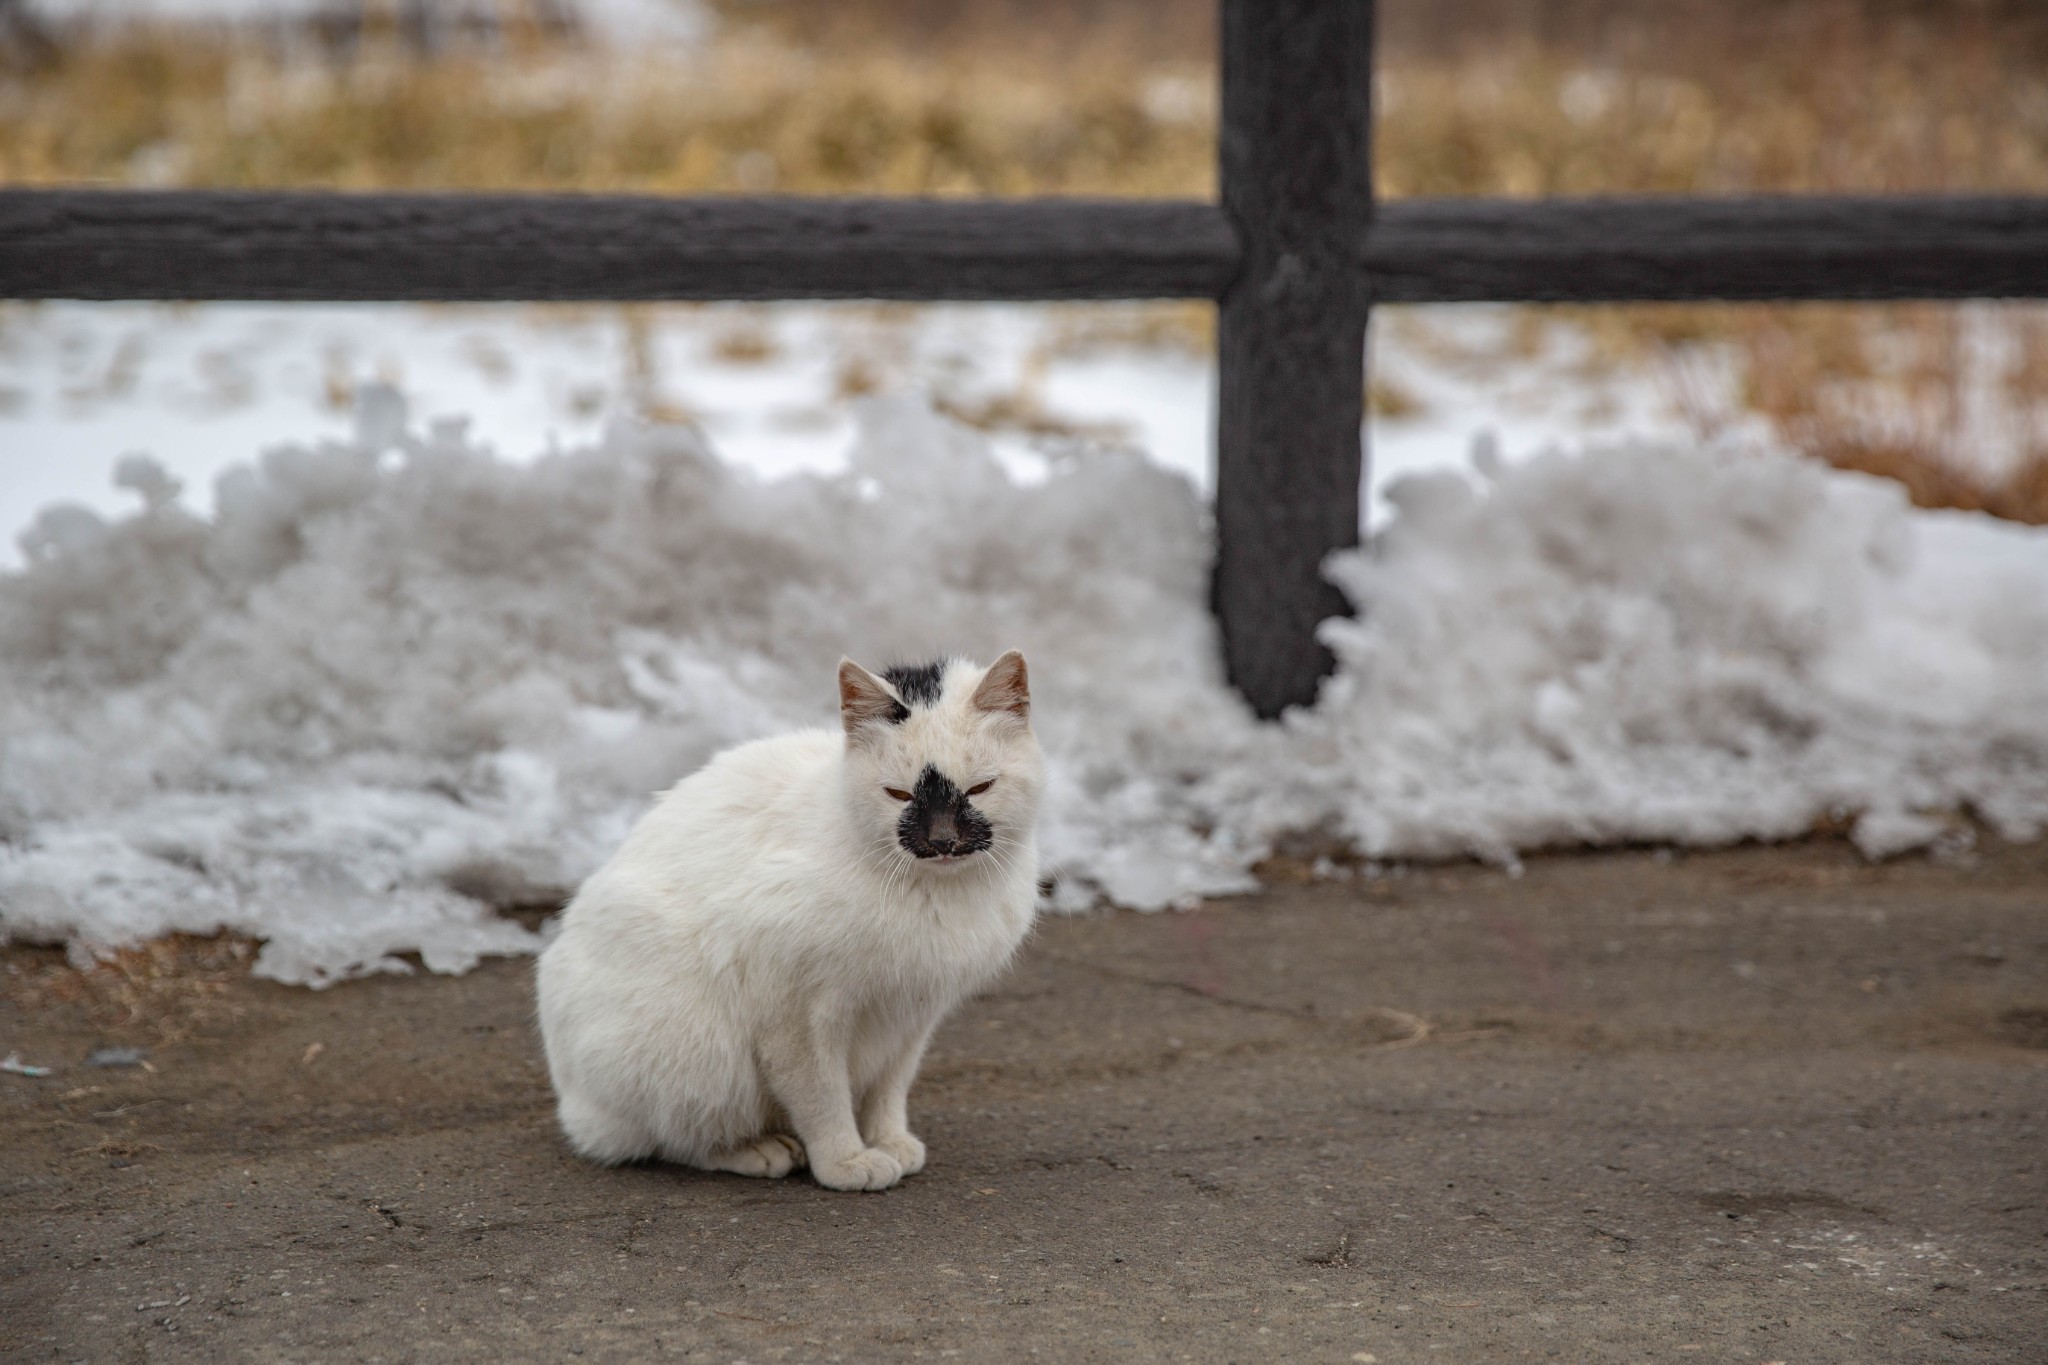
[982,838,1031,892]
[856,834,913,902]
[883,849,916,906]
[854,849,897,896]
[874,832,927,906]
[857,829,899,871]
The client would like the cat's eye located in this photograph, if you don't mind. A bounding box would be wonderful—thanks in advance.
[966,779,996,796]
[884,787,913,802]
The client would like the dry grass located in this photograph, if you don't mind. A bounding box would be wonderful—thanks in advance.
[1378,6,2048,198]
[1559,300,2048,523]
[0,18,1214,196]
[4,0,2047,517]
[1725,304,2048,523]
[5,934,256,1044]
[11,4,2045,198]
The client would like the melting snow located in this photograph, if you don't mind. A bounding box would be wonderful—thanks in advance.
[3,309,2045,985]
[0,300,1690,570]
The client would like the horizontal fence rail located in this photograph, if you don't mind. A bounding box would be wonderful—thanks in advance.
[1361,195,2048,303]
[6,189,2048,305]
[0,190,1238,302]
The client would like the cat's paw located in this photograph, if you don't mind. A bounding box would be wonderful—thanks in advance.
[869,1130,926,1176]
[705,1133,806,1179]
[811,1146,904,1192]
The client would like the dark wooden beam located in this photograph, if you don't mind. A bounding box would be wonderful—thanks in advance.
[1213,0,1375,720]
[0,190,1239,302]
[6,189,2047,306]
[1365,195,2048,303]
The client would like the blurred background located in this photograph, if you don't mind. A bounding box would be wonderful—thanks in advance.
[4,0,2047,552]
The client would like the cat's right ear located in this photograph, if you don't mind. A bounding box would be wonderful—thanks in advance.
[839,658,909,736]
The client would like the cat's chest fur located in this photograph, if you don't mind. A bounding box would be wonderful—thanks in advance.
[581,726,1036,1008]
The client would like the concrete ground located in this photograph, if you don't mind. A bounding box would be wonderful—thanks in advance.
[3,840,2045,1363]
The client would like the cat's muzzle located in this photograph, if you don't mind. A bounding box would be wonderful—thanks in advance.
[897,765,995,861]
[898,809,994,861]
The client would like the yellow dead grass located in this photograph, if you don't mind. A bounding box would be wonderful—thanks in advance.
[6,934,255,1044]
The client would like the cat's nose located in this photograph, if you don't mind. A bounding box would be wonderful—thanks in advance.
[927,811,960,846]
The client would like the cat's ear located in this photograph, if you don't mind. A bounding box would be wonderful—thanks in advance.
[971,649,1030,722]
[839,658,908,735]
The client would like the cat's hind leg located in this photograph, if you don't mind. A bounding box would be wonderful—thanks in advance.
[556,1091,659,1165]
[696,1133,806,1179]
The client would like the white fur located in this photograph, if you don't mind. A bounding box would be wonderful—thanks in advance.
[536,655,1042,1191]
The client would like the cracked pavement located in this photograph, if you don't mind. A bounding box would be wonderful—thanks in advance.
[4,840,2046,1361]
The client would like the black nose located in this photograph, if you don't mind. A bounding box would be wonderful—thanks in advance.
[898,763,994,859]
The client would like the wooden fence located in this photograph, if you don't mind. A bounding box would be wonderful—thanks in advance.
[5,1,2047,717]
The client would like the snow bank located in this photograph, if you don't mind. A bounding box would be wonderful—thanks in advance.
[1291,449,2048,862]
[4,396,2044,983]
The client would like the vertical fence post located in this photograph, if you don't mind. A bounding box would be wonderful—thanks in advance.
[1214,0,1374,718]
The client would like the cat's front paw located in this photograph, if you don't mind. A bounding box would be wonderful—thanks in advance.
[870,1131,926,1176]
[812,1146,904,1192]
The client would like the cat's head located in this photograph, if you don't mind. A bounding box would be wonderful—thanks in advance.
[837,651,1045,870]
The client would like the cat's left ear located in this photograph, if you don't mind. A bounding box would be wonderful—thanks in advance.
[971,649,1030,722]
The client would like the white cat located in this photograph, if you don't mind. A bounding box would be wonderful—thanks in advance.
[535,651,1043,1191]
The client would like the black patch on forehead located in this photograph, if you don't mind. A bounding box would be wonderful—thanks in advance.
[911,763,959,808]
[882,660,948,710]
